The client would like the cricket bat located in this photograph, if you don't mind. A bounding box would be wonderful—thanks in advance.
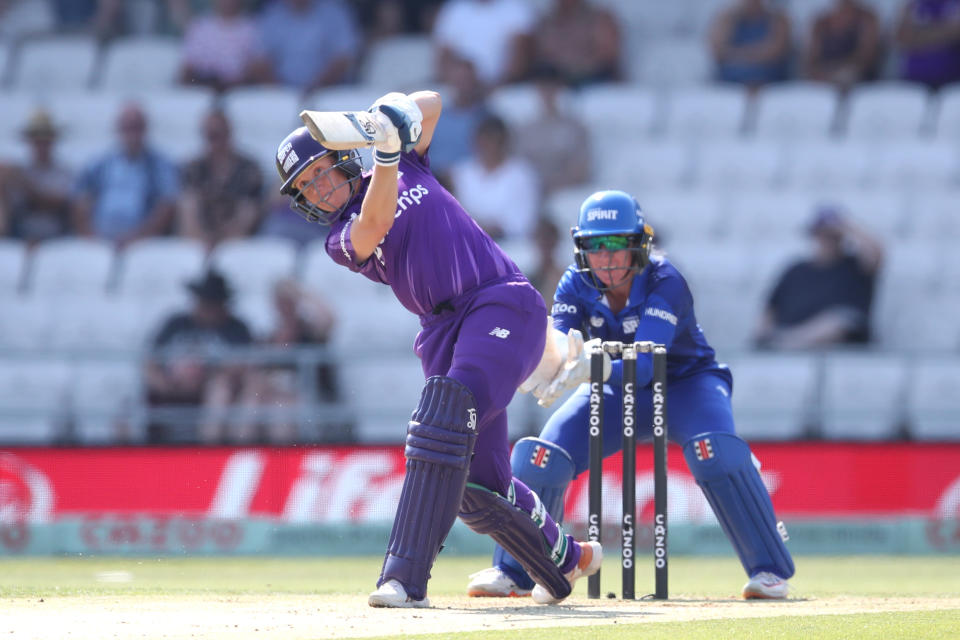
[299,109,390,150]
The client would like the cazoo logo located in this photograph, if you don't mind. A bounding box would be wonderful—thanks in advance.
[551,302,578,315]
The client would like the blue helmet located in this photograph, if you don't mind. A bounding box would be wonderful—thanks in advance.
[571,190,654,290]
[276,126,363,225]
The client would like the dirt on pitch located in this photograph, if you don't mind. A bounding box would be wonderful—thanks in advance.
[3,594,957,639]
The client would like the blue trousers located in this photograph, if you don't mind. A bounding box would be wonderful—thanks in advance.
[540,370,736,475]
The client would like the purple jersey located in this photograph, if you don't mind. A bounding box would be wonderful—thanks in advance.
[325,150,521,317]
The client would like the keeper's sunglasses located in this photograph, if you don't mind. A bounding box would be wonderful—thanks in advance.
[581,235,631,251]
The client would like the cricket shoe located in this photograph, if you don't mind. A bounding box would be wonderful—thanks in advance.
[466,567,532,597]
[368,579,430,608]
[742,572,790,600]
[531,541,603,605]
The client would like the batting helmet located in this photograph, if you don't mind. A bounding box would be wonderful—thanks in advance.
[276,126,363,225]
[571,190,654,290]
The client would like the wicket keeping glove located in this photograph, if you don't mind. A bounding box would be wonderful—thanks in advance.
[537,337,611,408]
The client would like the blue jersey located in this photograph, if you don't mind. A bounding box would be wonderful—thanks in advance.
[550,255,732,389]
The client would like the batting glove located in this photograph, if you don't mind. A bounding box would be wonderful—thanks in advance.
[368,93,423,167]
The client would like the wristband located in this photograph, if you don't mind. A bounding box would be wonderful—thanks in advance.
[374,149,401,166]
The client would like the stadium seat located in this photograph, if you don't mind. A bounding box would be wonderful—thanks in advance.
[668,243,752,296]
[140,88,216,161]
[488,82,576,128]
[360,35,435,90]
[726,353,818,440]
[870,141,959,190]
[932,83,960,140]
[299,238,385,302]
[574,84,659,146]
[116,238,206,298]
[907,358,960,440]
[47,295,150,351]
[751,82,839,139]
[605,141,692,192]
[632,37,711,87]
[0,360,72,444]
[27,238,115,296]
[498,238,539,276]
[694,141,784,191]
[99,37,181,91]
[233,291,275,339]
[210,237,298,296]
[782,141,870,190]
[694,290,760,350]
[10,35,99,91]
[544,184,606,229]
[0,296,55,350]
[639,189,724,244]
[0,239,26,294]
[843,82,931,139]
[340,355,425,442]
[821,353,907,440]
[48,91,125,146]
[331,295,421,353]
[871,242,944,350]
[71,359,144,444]
[222,87,303,173]
[726,189,816,243]
[662,86,748,141]
[908,189,960,244]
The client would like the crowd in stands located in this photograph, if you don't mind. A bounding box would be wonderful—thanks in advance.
[1,0,958,445]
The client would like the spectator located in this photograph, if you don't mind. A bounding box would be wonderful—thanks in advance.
[449,114,539,241]
[433,0,535,89]
[895,0,960,90]
[239,278,349,443]
[145,269,253,443]
[710,0,792,90]
[527,217,566,305]
[259,0,360,91]
[426,55,490,180]
[71,102,179,247]
[805,0,882,91]
[179,0,270,91]
[754,205,884,350]
[177,109,264,250]
[514,67,590,196]
[353,0,444,39]
[531,0,621,87]
[0,110,74,245]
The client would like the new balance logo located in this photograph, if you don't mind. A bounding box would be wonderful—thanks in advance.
[694,438,714,461]
[531,445,551,468]
[489,327,510,339]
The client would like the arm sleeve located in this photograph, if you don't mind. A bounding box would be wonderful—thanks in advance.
[549,269,586,335]
[323,217,388,284]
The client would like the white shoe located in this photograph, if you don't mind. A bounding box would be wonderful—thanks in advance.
[742,571,790,599]
[531,541,603,605]
[368,579,430,608]
[466,567,532,597]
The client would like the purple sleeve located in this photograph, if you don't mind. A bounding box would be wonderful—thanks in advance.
[324,217,389,284]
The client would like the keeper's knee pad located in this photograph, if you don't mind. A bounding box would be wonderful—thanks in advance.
[683,432,795,579]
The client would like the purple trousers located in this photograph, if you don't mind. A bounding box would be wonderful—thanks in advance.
[413,276,582,576]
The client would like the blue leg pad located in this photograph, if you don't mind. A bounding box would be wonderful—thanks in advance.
[460,483,572,601]
[683,432,795,579]
[379,376,478,600]
[493,438,575,590]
